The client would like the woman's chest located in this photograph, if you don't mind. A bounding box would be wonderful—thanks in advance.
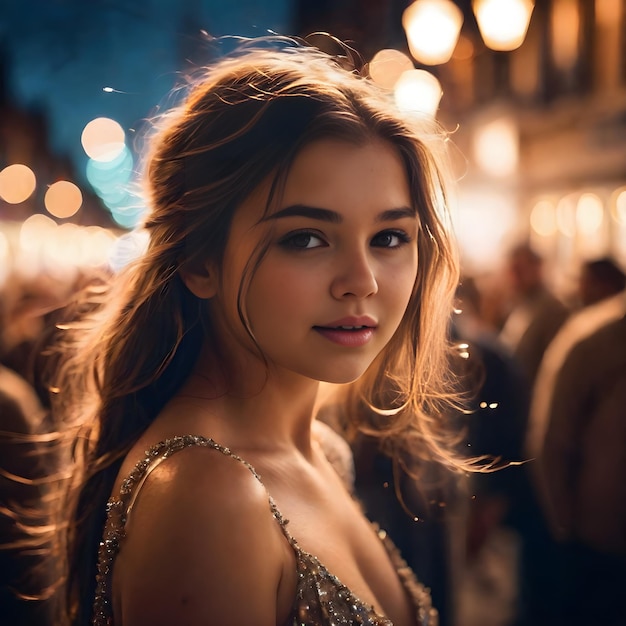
[266,473,416,626]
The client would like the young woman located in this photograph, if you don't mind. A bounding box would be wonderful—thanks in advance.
[51,37,462,626]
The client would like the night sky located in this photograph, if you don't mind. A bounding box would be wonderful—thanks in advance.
[2,0,293,180]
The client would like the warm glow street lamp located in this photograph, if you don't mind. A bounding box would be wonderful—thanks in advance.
[402,0,535,63]
[402,0,463,65]
[473,0,535,51]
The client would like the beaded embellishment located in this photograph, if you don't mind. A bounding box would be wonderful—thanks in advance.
[92,435,438,626]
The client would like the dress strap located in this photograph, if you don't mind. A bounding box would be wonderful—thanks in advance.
[122,435,289,527]
[92,434,296,626]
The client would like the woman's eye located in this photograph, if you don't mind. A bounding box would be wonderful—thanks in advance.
[371,230,411,248]
[280,231,326,250]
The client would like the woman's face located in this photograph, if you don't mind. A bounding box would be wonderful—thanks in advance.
[209,138,419,385]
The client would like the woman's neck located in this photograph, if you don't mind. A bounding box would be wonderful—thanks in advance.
[172,343,322,456]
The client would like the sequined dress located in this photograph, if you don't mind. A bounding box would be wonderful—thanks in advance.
[93,435,438,626]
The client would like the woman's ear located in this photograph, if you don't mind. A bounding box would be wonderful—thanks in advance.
[179,261,218,299]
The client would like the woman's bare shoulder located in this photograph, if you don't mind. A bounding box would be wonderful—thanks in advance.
[112,441,288,626]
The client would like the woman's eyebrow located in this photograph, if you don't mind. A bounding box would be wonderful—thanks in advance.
[377,207,417,222]
[262,205,341,223]
[262,204,416,223]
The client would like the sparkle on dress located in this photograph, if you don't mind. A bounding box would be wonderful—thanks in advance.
[92,434,438,626]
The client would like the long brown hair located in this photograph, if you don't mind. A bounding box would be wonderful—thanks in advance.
[49,36,462,624]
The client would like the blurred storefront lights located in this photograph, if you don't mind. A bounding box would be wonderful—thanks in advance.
[576,193,604,235]
[473,0,535,51]
[19,213,56,247]
[402,0,463,65]
[394,69,443,117]
[575,193,606,259]
[612,187,626,225]
[19,213,56,256]
[44,223,82,278]
[80,226,117,267]
[0,164,36,204]
[473,116,519,178]
[556,194,577,237]
[15,215,118,278]
[530,199,558,237]
[451,187,518,273]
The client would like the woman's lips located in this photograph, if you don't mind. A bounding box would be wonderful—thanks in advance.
[313,326,375,347]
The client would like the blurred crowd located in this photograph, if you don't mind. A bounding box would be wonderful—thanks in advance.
[0,266,109,625]
[1,243,625,626]
[454,245,626,626]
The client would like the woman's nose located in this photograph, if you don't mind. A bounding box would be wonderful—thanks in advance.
[330,250,378,299]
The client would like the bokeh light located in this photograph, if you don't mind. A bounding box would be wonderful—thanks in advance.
[15,213,58,277]
[109,230,150,272]
[402,0,463,65]
[0,164,37,204]
[85,145,144,229]
[473,117,519,178]
[394,69,443,116]
[473,0,535,52]
[109,200,147,229]
[16,216,119,279]
[86,145,133,202]
[81,227,118,267]
[42,222,82,279]
[611,187,626,225]
[369,49,414,89]
[530,199,557,237]
[556,194,577,237]
[44,180,83,218]
[81,117,126,162]
[19,213,57,253]
[451,187,518,273]
[576,193,604,234]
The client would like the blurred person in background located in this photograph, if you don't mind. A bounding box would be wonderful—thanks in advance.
[528,256,626,467]
[453,277,529,546]
[577,257,626,308]
[452,277,530,626]
[522,257,626,626]
[492,246,569,623]
[0,274,63,382]
[532,310,626,626]
[498,243,569,390]
[0,291,58,625]
[0,389,58,626]
[1,267,111,624]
